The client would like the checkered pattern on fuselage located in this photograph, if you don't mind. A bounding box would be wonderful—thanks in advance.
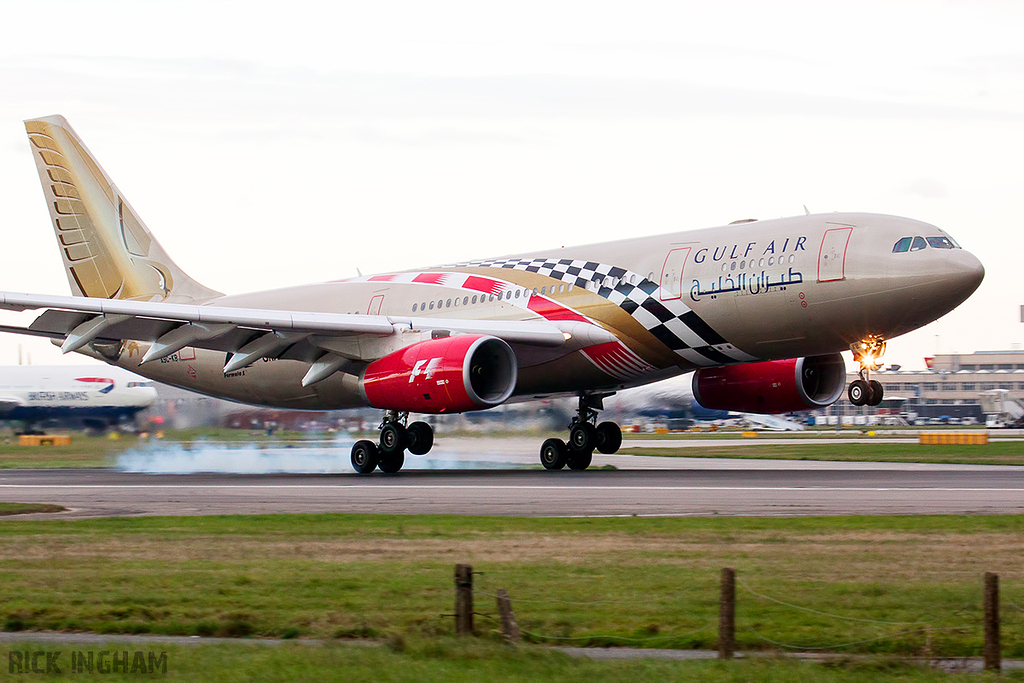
[451,257,756,366]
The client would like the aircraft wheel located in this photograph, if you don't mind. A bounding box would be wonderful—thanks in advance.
[568,422,596,453]
[567,450,593,470]
[867,380,884,407]
[379,422,407,455]
[540,438,568,470]
[351,440,379,474]
[848,379,869,406]
[406,421,434,455]
[378,450,405,474]
[595,421,622,454]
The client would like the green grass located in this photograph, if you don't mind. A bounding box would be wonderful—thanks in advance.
[1,514,1023,658]
[0,502,64,516]
[4,638,1009,682]
[624,440,1024,465]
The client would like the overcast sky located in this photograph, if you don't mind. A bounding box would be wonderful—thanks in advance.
[0,0,1020,370]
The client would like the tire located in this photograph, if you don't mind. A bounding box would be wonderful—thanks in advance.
[568,422,596,453]
[379,422,407,455]
[848,379,869,406]
[406,421,434,455]
[567,450,593,470]
[378,450,405,474]
[351,440,379,474]
[595,422,622,454]
[867,380,884,407]
[540,438,568,470]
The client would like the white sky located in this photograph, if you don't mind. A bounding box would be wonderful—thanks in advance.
[0,0,1020,369]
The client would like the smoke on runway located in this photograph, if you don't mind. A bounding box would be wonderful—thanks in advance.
[116,437,513,474]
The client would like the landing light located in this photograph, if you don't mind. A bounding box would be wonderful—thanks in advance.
[563,332,572,340]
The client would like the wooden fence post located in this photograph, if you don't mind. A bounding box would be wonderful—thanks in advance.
[455,564,474,636]
[495,589,521,643]
[984,571,1000,672]
[719,567,736,659]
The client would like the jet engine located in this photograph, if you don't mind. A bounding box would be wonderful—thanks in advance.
[362,334,517,414]
[692,353,846,414]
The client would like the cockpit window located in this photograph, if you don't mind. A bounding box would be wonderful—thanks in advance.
[910,236,927,251]
[926,236,957,249]
[892,237,912,253]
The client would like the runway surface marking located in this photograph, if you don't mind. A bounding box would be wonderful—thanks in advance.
[1,484,1022,491]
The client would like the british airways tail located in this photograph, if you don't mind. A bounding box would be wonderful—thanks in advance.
[24,115,222,303]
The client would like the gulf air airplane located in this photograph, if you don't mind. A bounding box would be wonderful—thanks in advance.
[0,365,156,433]
[0,116,984,473]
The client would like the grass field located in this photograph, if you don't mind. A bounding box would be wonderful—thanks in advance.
[1,514,1022,660]
[623,440,1024,465]
[1,638,1013,682]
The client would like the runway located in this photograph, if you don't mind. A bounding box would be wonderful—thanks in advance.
[2,457,1024,519]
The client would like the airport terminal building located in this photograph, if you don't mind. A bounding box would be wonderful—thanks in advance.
[826,350,1024,421]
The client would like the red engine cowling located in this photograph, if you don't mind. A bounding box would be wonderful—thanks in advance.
[692,353,846,414]
[361,335,517,414]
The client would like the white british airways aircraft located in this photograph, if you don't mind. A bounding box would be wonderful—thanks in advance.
[0,116,984,473]
[0,365,156,433]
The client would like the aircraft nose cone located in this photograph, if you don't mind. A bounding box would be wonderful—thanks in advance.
[951,250,985,299]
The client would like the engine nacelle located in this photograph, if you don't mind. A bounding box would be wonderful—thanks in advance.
[692,353,846,414]
[362,334,517,414]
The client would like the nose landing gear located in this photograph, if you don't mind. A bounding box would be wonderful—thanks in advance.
[351,411,435,474]
[848,337,885,407]
[540,392,622,470]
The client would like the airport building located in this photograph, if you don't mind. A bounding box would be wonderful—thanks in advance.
[825,350,1024,422]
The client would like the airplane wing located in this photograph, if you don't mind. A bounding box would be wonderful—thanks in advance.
[0,291,595,385]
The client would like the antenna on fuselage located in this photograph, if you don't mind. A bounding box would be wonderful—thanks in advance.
[803,205,810,216]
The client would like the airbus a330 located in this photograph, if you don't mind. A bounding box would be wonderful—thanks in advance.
[0,116,984,472]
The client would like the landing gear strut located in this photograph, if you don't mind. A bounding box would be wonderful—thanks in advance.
[540,392,622,471]
[351,411,435,474]
[848,336,885,407]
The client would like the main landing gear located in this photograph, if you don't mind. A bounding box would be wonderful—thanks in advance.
[540,393,622,471]
[351,411,434,474]
[847,336,886,407]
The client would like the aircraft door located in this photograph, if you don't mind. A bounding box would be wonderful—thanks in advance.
[659,247,691,301]
[367,294,385,315]
[817,227,853,283]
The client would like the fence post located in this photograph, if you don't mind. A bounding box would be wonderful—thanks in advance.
[719,567,736,659]
[984,572,1000,672]
[455,563,474,636]
[496,589,521,643]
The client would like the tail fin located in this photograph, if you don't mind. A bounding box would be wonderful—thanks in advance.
[24,115,223,303]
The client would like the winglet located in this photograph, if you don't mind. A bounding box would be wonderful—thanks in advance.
[24,115,223,303]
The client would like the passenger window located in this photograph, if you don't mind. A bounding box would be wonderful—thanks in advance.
[429,301,435,310]
[446,299,452,307]
[926,236,955,249]
[421,302,426,310]
[472,295,478,304]
[515,290,520,299]
[412,303,417,312]
[911,236,927,251]
[540,286,546,295]
[463,296,468,306]
[892,237,912,253]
